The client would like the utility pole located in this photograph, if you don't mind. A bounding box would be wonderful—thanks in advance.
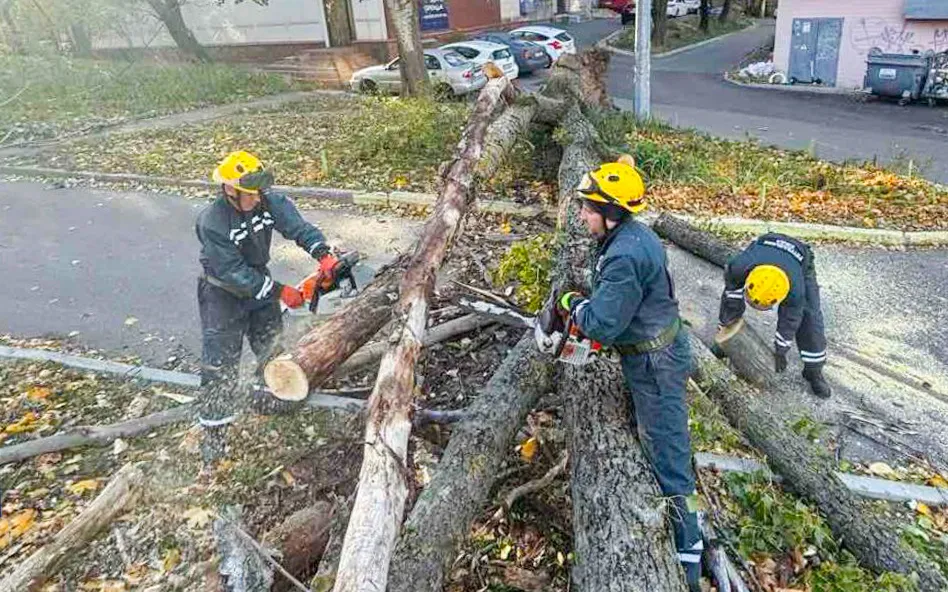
[634,0,652,119]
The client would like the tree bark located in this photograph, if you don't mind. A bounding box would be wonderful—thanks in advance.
[383,0,428,96]
[699,0,710,31]
[0,462,146,592]
[719,0,731,22]
[144,0,210,63]
[387,334,553,592]
[652,0,669,47]
[552,91,687,590]
[69,23,92,57]
[263,502,333,592]
[713,318,777,388]
[324,0,353,47]
[652,213,739,268]
[0,0,23,54]
[689,334,948,590]
[331,76,513,592]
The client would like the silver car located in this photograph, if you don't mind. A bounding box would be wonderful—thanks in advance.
[350,48,487,98]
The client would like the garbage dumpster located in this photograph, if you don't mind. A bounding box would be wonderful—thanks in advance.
[864,48,931,105]
[922,51,948,104]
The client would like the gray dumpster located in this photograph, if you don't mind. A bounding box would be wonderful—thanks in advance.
[865,47,930,104]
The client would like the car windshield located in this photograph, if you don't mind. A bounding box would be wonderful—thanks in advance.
[492,48,512,60]
[442,52,466,67]
[555,32,572,42]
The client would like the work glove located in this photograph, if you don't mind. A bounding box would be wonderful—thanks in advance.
[773,348,789,373]
[315,252,341,291]
[280,285,305,309]
[556,291,585,317]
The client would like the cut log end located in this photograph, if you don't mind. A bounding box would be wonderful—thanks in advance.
[264,356,310,402]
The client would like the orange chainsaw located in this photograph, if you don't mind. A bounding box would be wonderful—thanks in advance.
[283,250,361,314]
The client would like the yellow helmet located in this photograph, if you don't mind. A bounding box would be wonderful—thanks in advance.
[745,265,790,310]
[212,150,273,193]
[577,154,646,215]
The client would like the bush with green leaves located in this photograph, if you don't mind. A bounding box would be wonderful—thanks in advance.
[492,234,554,313]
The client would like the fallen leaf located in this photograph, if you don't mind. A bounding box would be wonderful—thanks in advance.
[5,412,39,434]
[499,542,513,560]
[162,547,181,572]
[67,479,101,496]
[112,439,129,456]
[26,386,52,401]
[915,502,933,517]
[928,474,948,489]
[867,462,897,479]
[282,470,296,487]
[0,508,37,549]
[124,317,138,327]
[183,507,214,529]
[519,437,538,463]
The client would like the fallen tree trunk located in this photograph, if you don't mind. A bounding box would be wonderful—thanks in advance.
[713,318,776,388]
[652,213,739,268]
[331,75,515,592]
[333,313,492,377]
[0,462,146,592]
[689,334,948,590]
[387,334,552,592]
[263,502,332,592]
[551,51,688,590]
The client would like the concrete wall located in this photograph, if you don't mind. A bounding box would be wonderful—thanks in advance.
[95,0,326,49]
[774,0,948,88]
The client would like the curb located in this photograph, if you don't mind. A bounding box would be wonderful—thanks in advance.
[0,165,551,219]
[599,21,759,59]
[722,73,863,96]
[675,214,948,246]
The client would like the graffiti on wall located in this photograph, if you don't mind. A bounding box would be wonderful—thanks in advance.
[850,17,948,55]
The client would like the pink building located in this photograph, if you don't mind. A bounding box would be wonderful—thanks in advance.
[773,0,948,89]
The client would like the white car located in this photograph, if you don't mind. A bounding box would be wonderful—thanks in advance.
[349,48,486,98]
[441,40,520,80]
[683,0,701,13]
[667,0,689,17]
[508,25,576,62]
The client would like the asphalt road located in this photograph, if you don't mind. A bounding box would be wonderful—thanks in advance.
[604,20,948,182]
[0,182,420,364]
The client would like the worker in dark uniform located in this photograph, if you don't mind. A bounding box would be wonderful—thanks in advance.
[556,156,703,591]
[196,150,338,466]
[718,233,831,398]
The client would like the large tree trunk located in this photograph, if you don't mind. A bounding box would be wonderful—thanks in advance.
[330,75,514,592]
[0,0,23,54]
[547,50,687,587]
[652,213,739,268]
[689,335,948,590]
[699,0,710,31]
[145,0,210,63]
[324,0,353,47]
[652,0,669,47]
[263,503,332,592]
[719,0,731,22]
[387,335,553,592]
[0,462,146,592]
[383,0,427,96]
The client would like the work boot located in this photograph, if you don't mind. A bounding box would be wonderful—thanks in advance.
[803,365,832,399]
[200,425,228,467]
[671,496,704,592]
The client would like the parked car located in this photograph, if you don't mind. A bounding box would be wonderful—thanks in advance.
[599,0,633,12]
[508,25,576,62]
[349,48,486,98]
[620,3,635,24]
[682,0,701,13]
[666,0,689,17]
[474,31,550,73]
[441,39,520,80]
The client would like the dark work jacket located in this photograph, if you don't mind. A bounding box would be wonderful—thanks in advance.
[718,233,810,350]
[571,218,680,346]
[196,190,327,304]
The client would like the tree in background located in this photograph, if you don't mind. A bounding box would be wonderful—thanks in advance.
[385,0,428,96]
[699,0,710,31]
[143,0,209,62]
[651,0,668,46]
[719,0,731,21]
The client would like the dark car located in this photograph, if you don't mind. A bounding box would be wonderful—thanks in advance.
[474,31,550,74]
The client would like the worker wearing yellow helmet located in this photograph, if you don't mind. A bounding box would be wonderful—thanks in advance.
[718,233,830,398]
[196,151,342,467]
[554,155,704,591]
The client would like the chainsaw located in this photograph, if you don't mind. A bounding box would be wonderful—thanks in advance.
[457,295,614,366]
[282,250,361,314]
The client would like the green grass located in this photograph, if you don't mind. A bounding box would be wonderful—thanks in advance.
[20,95,469,193]
[0,54,302,143]
[611,13,753,53]
[587,109,948,230]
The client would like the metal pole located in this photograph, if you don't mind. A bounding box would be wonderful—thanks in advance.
[634,0,652,119]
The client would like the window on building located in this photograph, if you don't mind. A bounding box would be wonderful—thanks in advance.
[905,0,948,20]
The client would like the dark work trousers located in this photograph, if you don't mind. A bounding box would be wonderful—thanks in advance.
[197,277,283,426]
[797,252,827,370]
[619,329,703,569]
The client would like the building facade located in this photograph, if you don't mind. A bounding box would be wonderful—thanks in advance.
[773,0,948,89]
